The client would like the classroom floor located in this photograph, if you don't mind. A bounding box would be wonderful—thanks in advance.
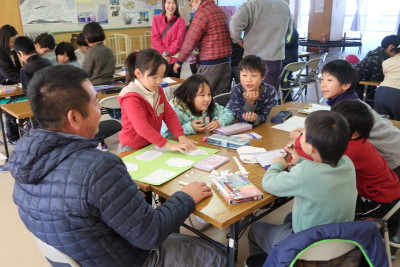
[1,46,400,266]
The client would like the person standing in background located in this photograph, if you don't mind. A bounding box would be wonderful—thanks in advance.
[151,0,186,78]
[230,0,292,92]
[173,0,232,96]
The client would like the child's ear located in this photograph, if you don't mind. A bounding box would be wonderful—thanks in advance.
[341,83,351,91]
[351,131,360,140]
[134,68,142,79]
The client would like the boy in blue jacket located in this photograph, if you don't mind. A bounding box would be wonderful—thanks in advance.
[247,110,357,261]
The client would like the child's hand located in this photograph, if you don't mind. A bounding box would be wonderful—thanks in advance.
[181,182,212,204]
[206,120,220,131]
[271,156,291,169]
[191,120,206,132]
[178,135,198,151]
[242,112,258,122]
[243,90,259,105]
[284,144,299,165]
[289,128,303,141]
[164,141,191,153]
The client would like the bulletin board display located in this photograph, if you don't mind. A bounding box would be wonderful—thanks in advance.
[19,0,167,33]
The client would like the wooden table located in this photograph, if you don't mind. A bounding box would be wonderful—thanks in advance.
[298,51,315,62]
[120,102,306,266]
[0,85,25,158]
[359,80,381,102]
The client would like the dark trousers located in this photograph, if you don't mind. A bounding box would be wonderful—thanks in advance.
[4,112,19,142]
[263,60,282,92]
[374,86,400,121]
[167,63,181,78]
[198,62,231,96]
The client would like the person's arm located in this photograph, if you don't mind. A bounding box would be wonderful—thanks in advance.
[212,103,235,127]
[353,56,374,81]
[229,3,249,43]
[165,17,186,57]
[177,14,207,64]
[120,94,169,148]
[169,104,197,135]
[82,49,95,77]
[20,69,30,95]
[88,156,195,250]
[162,93,185,139]
[253,85,277,125]
[151,15,166,54]
[225,85,248,122]
[262,159,305,196]
[0,50,20,83]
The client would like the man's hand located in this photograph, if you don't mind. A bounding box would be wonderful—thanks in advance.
[243,90,259,105]
[173,63,181,74]
[191,120,206,132]
[237,40,244,47]
[181,182,212,204]
[178,135,198,151]
[242,112,257,122]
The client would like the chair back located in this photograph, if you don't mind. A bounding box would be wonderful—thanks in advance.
[99,95,120,109]
[163,84,181,101]
[34,236,81,267]
[278,62,305,103]
[298,240,356,261]
[213,92,231,107]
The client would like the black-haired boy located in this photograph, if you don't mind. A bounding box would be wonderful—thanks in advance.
[34,33,56,56]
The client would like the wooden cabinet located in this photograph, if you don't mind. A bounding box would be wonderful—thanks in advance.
[0,0,23,35]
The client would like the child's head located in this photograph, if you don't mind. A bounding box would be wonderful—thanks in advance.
[34,33,56,55]
[173,74,215,116]
[125,49,167,91]
[82,22,106,45]
[76,33,90,53]
[14,36,36,63]
[301,110,350,167]
[381,35,400,57]
[320,59,358,99]
[0,24,18,51]
[331,100,373,140]
[238,55,267,93]
[55,42,77,64]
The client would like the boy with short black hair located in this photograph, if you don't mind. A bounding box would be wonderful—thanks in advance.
[226,55,276,125]
[14,36,51,94]
[34,33,56,56]
[247,110,357,259]
[332,100,400,219]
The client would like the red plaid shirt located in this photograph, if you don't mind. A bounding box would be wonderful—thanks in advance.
[178,0,232,63]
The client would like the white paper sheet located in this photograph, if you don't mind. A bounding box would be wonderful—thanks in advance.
[166,158,194,167]
[255,149,284,168]
[142,169,177,184]
[184,148,208,156]
[124,162,138,171]
[272,116,306,132]
[135,150,162,161]
[162,77,176,83]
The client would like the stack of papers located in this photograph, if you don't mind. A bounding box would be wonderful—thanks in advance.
[271,116,306,132]
[298,103,330,114]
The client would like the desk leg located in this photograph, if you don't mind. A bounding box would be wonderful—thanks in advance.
[0,111,9,159]
[227,222,239,267]
[363,85,368,102]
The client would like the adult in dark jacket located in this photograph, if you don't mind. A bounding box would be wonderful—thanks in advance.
[0,24,21,151]
[9,65,227,267]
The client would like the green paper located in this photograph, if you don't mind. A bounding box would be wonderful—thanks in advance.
[122,143,219,185]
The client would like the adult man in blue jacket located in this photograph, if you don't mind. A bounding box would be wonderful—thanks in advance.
[9,65,227,266]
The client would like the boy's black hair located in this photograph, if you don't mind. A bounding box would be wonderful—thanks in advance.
[82,22,106,43]
[331,100,373,140]
[321,59,358,93]
[173,74,216,117]
[28,65,90,130]
[55,42,77,62]
[124,48,167,84]
[305,110,350,167]
[381,35,400,49]
[34,33,56,50]
[0,24,18,51]
[238,55,267,77]
[14,36,36,55]
[76,33,89,47]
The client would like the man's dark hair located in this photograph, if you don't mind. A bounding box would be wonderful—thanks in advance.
[331,100,373,140]
[238,55,267,77]
[34,33,56,50]
[28,65,90,130]
[322,59,358,93]
[76,33,89,47]
[0,24,18,51]
[82,22,106,43]
[381,35,400,49]
[14,36,36,55]
[305,110,350,167]
[55,42,77,62]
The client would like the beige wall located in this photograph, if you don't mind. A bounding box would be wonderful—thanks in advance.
[0,0,24,35]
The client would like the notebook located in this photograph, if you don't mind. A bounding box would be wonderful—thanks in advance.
[194,154,229,172]
[254,149,284,168]
[298,103,331,114]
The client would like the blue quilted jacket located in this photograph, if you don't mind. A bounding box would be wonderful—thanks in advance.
[9,129,195,266]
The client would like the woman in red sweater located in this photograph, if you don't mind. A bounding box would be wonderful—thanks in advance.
[290,100,399,219]
[151,0,186,78]
[118,49,196,153]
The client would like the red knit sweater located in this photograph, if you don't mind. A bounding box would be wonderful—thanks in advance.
[294,137,400,203]
[118,83,184,149]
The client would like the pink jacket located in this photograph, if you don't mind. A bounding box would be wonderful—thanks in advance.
[151,14,186,64]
